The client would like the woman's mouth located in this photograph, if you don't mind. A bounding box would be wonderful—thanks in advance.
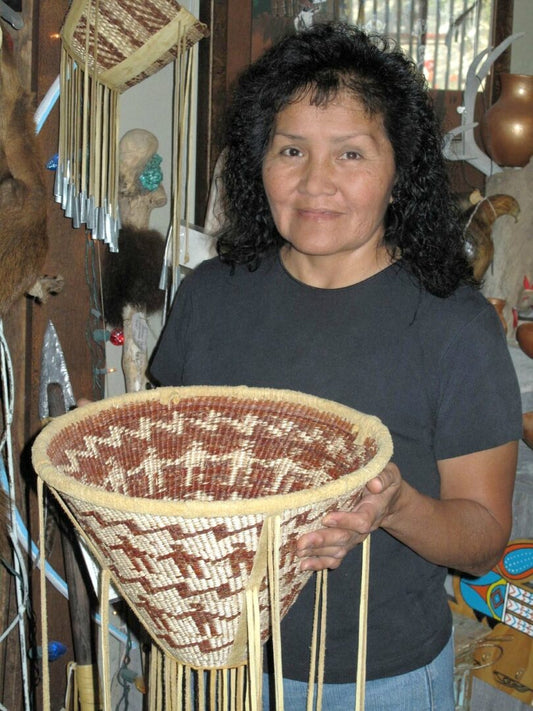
[297,208,341,220]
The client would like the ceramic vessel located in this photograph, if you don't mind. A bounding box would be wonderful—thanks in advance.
[480,73,533,168]
[516,322,533,358]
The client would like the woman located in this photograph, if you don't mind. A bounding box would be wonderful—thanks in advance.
[151,23,521,710]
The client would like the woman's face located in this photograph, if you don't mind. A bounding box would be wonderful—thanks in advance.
[262,91,396,285]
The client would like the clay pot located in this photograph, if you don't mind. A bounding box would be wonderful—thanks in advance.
[480,73,533,168]
[487,297,507,334]
[516,322,533,358]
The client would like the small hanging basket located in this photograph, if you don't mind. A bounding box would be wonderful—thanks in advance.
[56,0,209,248]
[61,0,209,92]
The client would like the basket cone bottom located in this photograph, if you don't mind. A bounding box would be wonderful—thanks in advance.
[63,486,365,670]
[121,514,322,711]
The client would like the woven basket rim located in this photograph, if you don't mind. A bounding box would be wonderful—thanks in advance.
[60,2,209,92]
[32,385,393,517]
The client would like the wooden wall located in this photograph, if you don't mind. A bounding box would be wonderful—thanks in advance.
[195,0,253,224]
[1,1,102,708]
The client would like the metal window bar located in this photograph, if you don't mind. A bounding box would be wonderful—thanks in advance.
[432,0,440,87]
[444,0,454,88]
[458,0,468,88]
[407,1,414,59]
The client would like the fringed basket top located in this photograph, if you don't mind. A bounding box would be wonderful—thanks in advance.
[61,0,209,92]
[55,0,209,249]
[32,386,392,669]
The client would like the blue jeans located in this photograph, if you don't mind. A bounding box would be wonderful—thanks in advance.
[263,634,455,711]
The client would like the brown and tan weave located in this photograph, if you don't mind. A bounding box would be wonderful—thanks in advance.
[56,0,209,247]
[61,0,209,92]
[33,386,392,710]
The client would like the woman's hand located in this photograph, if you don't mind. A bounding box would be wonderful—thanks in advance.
[296,462,402,571]
[296,442,517,577]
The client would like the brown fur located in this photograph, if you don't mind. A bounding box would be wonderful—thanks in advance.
[0,29,47,316]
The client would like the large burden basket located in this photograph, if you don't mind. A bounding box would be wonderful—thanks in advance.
[32,386,393,709]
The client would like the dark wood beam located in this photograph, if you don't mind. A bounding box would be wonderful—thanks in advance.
[195,0,252,226]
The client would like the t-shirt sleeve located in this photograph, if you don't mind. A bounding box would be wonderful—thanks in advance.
[149,276,194,386]
[433,304,523,460]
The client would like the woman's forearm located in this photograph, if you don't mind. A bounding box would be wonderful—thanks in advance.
[381,480,510,577]
[298,443,517,575]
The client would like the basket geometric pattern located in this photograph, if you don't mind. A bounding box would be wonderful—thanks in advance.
[56,0,209,249]
[62,0,209,91]
[32,386,392,670]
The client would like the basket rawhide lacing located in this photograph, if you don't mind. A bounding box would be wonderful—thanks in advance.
[32,386,393,711]
[56,0,208,248]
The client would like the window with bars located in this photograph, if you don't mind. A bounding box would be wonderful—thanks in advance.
[337,0,493,91]
[262,2,493,90]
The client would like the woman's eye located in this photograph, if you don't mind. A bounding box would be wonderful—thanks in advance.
[340,150,361,160]
[281,147,302,157]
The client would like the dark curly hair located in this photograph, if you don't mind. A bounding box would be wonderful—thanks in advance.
[216,22,475,297]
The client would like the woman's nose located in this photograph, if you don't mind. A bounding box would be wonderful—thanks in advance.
[298,156,336,196]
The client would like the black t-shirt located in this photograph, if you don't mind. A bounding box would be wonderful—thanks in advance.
[151,253,522,682]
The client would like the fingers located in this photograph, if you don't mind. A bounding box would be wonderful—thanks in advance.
[298,527,359,552]
[299,552,349,572]
[323,506,376,533]
[295,463,403,572]
[296,532,369,571]
[296,525,367,571]
[365,462,401,494]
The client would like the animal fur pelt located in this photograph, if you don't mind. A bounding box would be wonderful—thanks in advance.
[0,29,47,316]
[102,226,165,326]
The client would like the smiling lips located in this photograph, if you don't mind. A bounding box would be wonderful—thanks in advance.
[297,208,342,219]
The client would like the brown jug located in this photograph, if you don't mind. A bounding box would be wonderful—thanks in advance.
[480,73,533,168]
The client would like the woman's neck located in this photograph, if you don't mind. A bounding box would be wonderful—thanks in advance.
[280,244,395,289]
